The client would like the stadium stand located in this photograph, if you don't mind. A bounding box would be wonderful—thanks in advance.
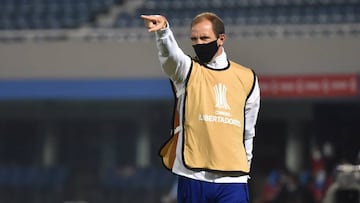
[102,166,174,190]
[0,165,67,188]
[0,0,359,30]
[0,0,123,30]
[116,0,360,28]
[0,0,358,42]
[0,165,69,202]
[101,166,175,203]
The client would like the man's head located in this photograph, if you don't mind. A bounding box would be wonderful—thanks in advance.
[190,12,226,63]
[191,12,225,39]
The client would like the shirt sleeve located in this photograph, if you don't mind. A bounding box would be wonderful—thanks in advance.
[155,25,192,83]
[244,76,261,168]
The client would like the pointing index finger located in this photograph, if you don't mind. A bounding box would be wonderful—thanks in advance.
[140,15,158,21]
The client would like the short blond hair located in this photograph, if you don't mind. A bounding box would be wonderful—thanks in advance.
[191,12,225,36]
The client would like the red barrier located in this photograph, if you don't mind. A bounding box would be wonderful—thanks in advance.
[258,74,359,98]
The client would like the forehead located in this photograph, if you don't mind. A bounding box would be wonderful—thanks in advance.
[190,20,215,36]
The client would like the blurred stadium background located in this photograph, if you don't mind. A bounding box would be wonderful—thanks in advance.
[0,0,359,202]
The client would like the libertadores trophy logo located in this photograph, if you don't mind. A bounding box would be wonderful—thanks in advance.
[213,83,230,110]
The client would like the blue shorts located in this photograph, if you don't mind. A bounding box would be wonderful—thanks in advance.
[177,175,250,203]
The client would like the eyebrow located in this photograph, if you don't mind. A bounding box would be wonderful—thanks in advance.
[190,36,211,40]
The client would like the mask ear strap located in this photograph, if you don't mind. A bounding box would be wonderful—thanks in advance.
[218,34,225,45]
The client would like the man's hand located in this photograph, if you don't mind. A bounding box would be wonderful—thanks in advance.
[140,15,167,32]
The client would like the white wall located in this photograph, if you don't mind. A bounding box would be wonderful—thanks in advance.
[0,35,359,79]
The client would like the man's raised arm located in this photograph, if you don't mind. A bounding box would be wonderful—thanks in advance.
[141,15,191,83]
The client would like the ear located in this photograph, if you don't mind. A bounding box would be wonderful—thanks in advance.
[218,34,226,46]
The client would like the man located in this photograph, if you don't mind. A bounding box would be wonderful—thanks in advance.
[141,12,260,203]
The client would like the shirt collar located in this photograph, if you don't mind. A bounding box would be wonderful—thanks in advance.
[206,47,228,69]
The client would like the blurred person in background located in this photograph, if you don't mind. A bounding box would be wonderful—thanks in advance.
[258,169,282,203]
[141,12,260,203]
[322,164,360,203]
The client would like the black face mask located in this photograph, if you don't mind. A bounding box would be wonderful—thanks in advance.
[192,39,219,63]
